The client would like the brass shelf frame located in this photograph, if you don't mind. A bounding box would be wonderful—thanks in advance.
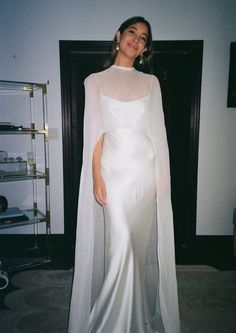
[0,79,51,272]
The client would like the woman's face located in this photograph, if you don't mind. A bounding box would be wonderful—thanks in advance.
[116,22,148,63]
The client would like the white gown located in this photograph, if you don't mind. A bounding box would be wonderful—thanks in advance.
[68,65,181,333]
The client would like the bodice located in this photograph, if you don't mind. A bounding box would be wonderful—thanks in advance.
[101,94,151,132]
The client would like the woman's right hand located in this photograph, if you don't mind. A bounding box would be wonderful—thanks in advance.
[93,177,107,207]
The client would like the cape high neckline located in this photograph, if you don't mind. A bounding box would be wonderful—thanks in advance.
[111,65,135,71]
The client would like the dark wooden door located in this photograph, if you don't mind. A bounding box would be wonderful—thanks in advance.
[60,41,203,262]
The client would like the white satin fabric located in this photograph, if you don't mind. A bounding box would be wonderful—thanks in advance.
[68,65,181,333]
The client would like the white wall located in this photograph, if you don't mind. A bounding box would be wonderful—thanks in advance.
[0,0,235,235]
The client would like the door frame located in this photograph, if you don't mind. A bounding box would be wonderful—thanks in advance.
[59,40,203,260]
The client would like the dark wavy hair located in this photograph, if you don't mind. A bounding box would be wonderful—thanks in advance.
[104,16,153,73]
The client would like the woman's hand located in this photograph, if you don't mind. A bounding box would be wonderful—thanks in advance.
[92,135,106,207]
[93,176,107,207]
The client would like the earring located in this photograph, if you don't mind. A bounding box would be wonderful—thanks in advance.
[139,53,144,65]
[116,42,120,51]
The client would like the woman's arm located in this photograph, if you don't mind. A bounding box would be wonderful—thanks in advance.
[92,135,107,207]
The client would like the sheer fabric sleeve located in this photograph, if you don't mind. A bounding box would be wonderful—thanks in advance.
[68,74,104,333]
[150,76,181,333]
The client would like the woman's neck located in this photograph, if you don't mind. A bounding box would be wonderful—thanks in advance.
[114,54,134,68]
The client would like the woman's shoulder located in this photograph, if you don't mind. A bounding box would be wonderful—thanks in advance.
[84,72,97,85]
[137,70,158,81]
[136,71,160,92]
[84,68,109,84]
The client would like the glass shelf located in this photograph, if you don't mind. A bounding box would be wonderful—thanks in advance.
[0,172,47,182]
[0,129,46,135]
[0,209,46,230]
[0,80,47,94]
[1,256,51,272]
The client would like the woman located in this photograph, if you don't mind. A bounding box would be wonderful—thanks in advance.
[68,16,181,333]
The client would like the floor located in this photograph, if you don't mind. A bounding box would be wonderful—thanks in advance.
[0,264,235,333]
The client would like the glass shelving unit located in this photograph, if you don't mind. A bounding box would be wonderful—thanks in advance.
[0,80,51,274]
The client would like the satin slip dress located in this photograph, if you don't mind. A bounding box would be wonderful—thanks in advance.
[89,89,165,333]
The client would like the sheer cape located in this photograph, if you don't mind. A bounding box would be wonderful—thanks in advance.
[68,65,181,333]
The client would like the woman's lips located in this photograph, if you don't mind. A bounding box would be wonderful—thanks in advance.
[127,42,138,50]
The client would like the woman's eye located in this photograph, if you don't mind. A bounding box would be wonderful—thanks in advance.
[141,37,147,43]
